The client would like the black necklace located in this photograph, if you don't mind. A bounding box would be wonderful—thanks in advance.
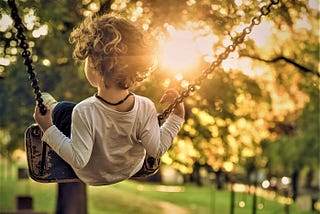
[95,92,133,106]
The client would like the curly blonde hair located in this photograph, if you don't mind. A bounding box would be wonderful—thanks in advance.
[69,14,155,89]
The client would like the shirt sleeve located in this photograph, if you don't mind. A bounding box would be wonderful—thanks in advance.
[139,103,184,158]
[41,108,94,169]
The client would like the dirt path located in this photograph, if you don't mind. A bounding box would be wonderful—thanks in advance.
[158,201,190,214]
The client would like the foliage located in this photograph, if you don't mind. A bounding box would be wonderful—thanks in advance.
[262,76,320,176]
[0,0,318,182]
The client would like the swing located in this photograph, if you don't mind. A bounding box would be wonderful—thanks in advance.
[7,0,280,183]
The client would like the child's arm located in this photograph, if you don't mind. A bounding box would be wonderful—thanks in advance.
[140,89,185,158]
[34,106,93,169]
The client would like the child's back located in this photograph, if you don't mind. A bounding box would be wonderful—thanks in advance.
[34,14,185,185]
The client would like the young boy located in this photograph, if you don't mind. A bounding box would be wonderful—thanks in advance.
[34,14,185,186]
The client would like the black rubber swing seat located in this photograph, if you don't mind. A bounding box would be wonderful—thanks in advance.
[25,124,160,183]
[25,124,80,183]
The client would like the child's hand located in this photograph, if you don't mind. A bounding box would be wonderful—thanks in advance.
[33,105,53,132]
[160,89,185,119]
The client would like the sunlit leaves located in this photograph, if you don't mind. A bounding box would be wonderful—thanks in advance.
[165,138,200,174]
[0,14,13,32]
[0,0,318,178]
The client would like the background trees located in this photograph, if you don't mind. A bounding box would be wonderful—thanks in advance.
[0,0,318,196]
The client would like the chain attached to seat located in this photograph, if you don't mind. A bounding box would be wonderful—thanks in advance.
[8,0,46,115]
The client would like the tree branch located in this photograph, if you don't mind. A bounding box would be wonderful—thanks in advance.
[240,54,319,78]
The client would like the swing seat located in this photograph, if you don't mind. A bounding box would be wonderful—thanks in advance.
[25,124,80,183]
[25,124,160,183]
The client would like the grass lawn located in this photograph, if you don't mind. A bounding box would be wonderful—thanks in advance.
[0,163,317,214]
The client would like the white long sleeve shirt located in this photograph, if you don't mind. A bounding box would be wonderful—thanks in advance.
[42,94,184,185]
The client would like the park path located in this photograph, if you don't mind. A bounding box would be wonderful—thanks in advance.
[158,201,190,214]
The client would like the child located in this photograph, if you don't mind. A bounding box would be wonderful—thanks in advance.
[33,14,185,186]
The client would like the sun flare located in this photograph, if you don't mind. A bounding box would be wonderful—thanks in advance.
[158,30,199,71]
[157,20,281,79]
[158,24,219,73]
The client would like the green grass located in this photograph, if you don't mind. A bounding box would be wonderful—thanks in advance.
[0,163,317,214]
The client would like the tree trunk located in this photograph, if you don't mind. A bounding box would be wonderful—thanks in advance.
[56,182,87,214]
[215,168,224,190]
[192,162,203,186]
[305,169,314,189]
[291,170,299,201]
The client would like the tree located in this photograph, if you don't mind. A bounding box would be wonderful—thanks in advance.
[0,0,318,211]
[262,74,319,200]
[135,0,318,190]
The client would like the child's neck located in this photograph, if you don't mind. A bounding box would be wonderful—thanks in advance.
[97,86,134,112]
[98,87,129,102]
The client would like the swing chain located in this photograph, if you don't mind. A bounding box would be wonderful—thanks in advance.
[7,0,46,115]
[157,0,280,121]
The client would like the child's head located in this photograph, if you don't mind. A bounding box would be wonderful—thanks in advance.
[70,14,155,89]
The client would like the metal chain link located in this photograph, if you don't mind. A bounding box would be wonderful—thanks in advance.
[157,0,280,121]
[7,0,46,115]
